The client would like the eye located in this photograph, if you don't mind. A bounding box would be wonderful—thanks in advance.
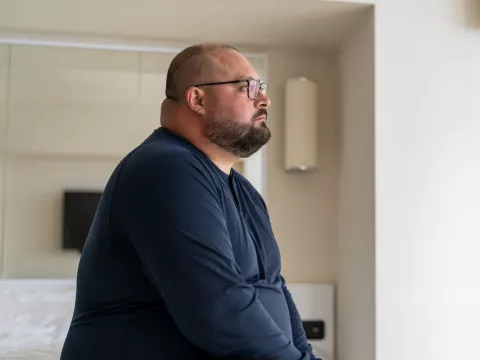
[240,84,249,91]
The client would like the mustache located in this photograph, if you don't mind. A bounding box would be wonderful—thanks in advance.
[252,108,268,121]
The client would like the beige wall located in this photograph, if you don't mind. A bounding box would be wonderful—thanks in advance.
[0,45,8,275]
[1,44,153,277]
[0,45,262,277]
[265,46,339,284]
[337,11,375,360]
[0,45,6,143]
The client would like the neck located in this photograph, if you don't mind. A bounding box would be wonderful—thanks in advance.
[201,143,238,174]
[162,123,237,175]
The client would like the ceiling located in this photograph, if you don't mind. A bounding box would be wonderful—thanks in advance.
[0,0,373,48]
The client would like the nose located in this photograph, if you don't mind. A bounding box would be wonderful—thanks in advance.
[255,90,270,108]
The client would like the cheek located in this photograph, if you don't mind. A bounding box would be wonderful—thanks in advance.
[216,104,246,123]
[211,96,255,123]
[237,105,257,124]
[204,102,223,120]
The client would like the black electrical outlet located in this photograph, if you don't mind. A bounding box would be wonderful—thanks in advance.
[302,320,325,340]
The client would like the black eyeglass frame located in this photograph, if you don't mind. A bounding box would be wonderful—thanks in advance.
[193,78,268,100]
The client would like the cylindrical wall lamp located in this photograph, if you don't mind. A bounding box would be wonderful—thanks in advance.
[284,77,318,173]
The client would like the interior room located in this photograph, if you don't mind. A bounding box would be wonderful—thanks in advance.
[3,1,478,360]
[0,1,376,359]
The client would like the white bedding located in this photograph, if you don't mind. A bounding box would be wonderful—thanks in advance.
[0,279,76,360]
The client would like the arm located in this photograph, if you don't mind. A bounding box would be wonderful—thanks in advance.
[114,151,305,360]
[281,277,318,360]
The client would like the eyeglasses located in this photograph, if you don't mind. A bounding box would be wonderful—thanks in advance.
[193,78,268,100]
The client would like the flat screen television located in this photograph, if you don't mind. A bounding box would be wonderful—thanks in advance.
[62,190,102,252]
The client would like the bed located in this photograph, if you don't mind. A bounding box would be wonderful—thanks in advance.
[0,279,76,360]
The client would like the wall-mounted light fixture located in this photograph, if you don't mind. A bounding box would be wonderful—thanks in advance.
[284,77,318,173]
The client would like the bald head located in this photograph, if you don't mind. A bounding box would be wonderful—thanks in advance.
[165,43,239,101]
[160,43,270,162]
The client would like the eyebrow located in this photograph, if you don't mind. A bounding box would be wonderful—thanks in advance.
[236,75,260,81]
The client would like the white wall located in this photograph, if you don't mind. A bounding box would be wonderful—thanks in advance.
[337,10,375,360]
[376,0,480,359]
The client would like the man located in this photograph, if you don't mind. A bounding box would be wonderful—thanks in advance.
[60,44,318,360]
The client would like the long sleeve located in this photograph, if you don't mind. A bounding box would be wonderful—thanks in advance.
[112,150,305,360]
[281,277,319,360]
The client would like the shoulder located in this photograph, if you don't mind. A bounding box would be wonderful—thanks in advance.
[116,129,219,193]
[127,129,213,175]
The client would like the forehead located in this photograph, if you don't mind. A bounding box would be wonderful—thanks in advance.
[213,50,259,80]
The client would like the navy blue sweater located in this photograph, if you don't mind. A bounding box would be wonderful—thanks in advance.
[60,128,316,360]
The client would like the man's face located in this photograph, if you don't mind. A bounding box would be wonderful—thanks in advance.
[201,51,271,158]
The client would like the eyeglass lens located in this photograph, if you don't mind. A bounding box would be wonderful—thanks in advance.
[249,80,259,100]
[248,80,268,100]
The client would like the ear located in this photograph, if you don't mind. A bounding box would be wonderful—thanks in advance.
[185,87,206,115]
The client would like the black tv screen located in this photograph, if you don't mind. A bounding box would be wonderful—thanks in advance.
[62,190,102,252]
